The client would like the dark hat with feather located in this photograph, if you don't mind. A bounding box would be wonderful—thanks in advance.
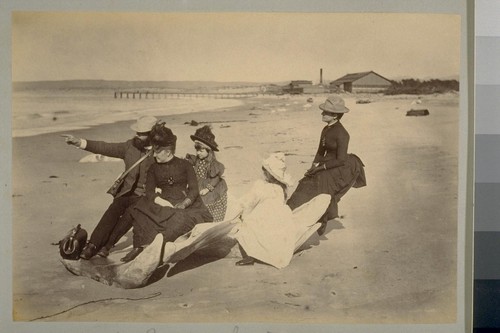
[150,122,177,148]
[190,125,219,151]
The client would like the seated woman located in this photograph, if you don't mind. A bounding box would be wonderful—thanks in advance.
[233,153,331,269]
[286,95,366,235]
[121,123,213,262]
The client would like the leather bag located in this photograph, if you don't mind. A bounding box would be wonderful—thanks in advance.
[59,224,88,260]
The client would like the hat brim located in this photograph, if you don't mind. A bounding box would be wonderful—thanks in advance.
[319,103,349,113]
[263,165,294,187]
[130,124,154,132]
[190,135,219,151]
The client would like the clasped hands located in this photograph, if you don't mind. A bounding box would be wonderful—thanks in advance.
[304,163,326,177]
[154,196,192,209]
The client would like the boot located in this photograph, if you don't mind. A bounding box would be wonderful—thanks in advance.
[317,220,328,236]
[80,242,97,260]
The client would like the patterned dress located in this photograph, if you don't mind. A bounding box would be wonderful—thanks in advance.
[186,154,228,222]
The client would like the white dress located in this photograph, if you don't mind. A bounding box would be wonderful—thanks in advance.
[235,180,330,269]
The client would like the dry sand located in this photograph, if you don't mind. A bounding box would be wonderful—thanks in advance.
[12,93,459,324]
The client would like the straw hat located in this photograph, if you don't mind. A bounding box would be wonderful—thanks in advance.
[190,125,219,151]
[130,116,158,133]
[262,153,294,187]
[319,95,350,114]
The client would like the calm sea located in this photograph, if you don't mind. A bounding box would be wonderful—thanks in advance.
[12,88,242,137]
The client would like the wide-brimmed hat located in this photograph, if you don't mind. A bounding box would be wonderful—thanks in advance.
[319,95,349,114]
[190,125,219,151]
[262,153,294,187]
[130,116,158,133]
[151,123,177,148]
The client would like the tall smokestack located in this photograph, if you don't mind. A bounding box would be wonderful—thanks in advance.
[320,68,323,85]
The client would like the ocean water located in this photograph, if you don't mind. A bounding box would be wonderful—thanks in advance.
[12,88,243,137]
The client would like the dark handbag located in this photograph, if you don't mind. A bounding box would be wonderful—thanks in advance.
[59,224,88,260]
[106,150,152,197]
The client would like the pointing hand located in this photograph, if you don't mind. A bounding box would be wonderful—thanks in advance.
[61,134,81,147]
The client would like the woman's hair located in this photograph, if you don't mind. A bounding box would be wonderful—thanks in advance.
[262,167,288,200]
[208,149,215,159]
[194,142,217,161]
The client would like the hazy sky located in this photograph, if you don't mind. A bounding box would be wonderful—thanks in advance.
[12,12,461,83]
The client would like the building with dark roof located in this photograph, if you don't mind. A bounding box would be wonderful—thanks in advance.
[330,71,392,93]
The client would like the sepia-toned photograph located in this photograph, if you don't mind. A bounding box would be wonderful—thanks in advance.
[7,6,467,330]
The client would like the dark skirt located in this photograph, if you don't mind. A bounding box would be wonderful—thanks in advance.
[287,154,366,220]
[131,197,213,247]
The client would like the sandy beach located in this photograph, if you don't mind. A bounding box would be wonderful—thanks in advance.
[12,93,459,324]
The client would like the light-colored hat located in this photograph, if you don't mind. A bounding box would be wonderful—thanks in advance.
[262,153,294,187]
[130,116,158,133]
[319,95,350,114]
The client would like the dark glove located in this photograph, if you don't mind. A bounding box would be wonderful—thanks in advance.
[305,165,325,177]
[174,198,192,209]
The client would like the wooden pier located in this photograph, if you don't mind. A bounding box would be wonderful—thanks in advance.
[113,91,261,99]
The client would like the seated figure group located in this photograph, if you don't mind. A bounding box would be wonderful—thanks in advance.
[63,95,366,269]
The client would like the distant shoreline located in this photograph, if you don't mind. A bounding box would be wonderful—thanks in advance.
[12,92,458,139]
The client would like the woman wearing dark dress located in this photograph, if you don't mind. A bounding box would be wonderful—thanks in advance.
[286,95,366,235]
[121,123,213,262]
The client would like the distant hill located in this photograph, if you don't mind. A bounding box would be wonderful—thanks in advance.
[12,80,282,92]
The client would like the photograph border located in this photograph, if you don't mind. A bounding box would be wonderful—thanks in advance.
[0,0,473,332]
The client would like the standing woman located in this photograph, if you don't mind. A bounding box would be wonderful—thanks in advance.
[287,95,366,235]
[186,125,228,222]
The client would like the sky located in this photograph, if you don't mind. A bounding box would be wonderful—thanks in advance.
[12,12,461,83]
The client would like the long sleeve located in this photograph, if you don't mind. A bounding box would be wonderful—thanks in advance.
[324,130,349,169]
[313,122,350,169]
[85,140,128,159]
[206,160,225,190]
[185,161,200,203]
[144,165,157,200]
[239,181,267,217]
[313,127,328,164]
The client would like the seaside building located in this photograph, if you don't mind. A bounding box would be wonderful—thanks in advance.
[330,71,392,93]
[280,80,329,95]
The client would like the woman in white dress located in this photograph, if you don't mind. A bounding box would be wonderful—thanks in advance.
[234,153,330,269]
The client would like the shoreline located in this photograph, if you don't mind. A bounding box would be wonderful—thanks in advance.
[12,97,245,138]
[12,92,457,139]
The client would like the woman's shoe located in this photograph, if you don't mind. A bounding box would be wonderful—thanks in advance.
[317,221,328,236]
[120,247,143,263]
[235,257,255,266]
[80,242,97,260]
